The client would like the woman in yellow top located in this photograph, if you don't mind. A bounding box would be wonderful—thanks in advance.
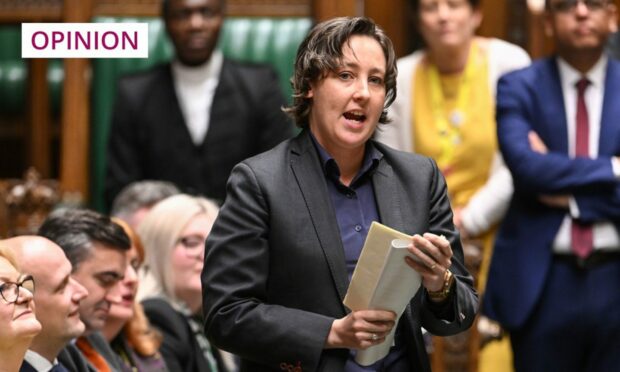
[376,0,530,289]
[375,1,530,370]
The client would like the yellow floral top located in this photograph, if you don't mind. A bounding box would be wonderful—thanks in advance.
[412,41,496,209]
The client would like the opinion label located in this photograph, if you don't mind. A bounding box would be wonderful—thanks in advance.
[22,23,149,58]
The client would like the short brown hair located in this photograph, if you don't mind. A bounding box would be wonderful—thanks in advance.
[284,17,397,128]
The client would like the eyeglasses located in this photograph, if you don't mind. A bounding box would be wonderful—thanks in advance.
[0,275,35,304]
[177,235,206,259]
[549,0,609,12]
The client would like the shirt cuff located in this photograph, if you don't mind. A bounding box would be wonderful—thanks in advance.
[612,157,620,179]
[569,196,580,219]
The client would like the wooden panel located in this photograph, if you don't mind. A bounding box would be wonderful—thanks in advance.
[93,0,312,17]
[478,0,508,39]
[59,0,92,203]
[27,58,51,178]
[227,0,311,17]
[0,0,62,22]
[313,0,358,21]
[365,0,410,58]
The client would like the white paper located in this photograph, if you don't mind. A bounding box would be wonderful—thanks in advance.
[343,222,422,366]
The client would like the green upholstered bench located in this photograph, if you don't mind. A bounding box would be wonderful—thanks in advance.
[0,26,63,115]
[90,17,312,211]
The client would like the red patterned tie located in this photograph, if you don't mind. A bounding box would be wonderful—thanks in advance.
[571,78,593,259]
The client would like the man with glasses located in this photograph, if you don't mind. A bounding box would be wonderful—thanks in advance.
[484,1,620,371]
[38,209,131,372]
[3,236,90,372]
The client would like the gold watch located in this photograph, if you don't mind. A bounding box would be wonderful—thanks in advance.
[427,269,455,301]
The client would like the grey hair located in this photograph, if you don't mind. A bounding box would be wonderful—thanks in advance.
[110,180,180,221]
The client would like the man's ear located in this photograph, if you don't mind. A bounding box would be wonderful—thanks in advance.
[305,87,314,98]
[543,11,555,38]
[608,4,618,33]
[472,8,483,31]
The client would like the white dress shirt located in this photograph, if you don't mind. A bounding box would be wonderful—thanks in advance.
[24,350,57,372]
[552,55,620,253]
[171,50,224,145]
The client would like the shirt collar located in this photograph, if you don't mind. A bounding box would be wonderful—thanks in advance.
[24,350,56,372]
[557,54,607,89]
[171,50,224,84]
[309,132,382,185]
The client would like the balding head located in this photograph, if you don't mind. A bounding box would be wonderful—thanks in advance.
[1,236,88,362]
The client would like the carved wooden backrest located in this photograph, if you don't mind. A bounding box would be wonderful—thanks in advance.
[1,167,61,237]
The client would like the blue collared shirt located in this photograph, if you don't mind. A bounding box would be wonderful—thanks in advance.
[310,134,411,372]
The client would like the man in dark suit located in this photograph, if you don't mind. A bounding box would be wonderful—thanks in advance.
[105,0,293,207]
[39,209,131,372]
[483,1,620,371]
[202,17,478,372]
[4,236,89,372]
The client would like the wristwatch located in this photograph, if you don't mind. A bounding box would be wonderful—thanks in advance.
[427,269,455,301]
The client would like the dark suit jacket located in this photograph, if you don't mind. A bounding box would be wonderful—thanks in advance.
[58,343,92,372]
[142,298,225,372]
[202,130,478,372]
[19,361,36,372]
[483,57,620,329]
[105,59,293,206]
[57,333,123,372]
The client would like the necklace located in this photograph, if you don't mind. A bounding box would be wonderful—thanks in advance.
[426,42,479,169]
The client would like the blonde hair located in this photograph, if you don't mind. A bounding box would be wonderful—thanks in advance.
[137,194,219,304]
[0,246,20,271]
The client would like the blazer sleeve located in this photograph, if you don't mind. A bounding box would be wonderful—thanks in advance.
[202,162,335,371]
[415,158,479,335]
[497,72,617,195]
[460,153,513,236]
[105,77,145,207]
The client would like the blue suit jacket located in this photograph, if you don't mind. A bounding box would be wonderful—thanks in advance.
[483,57,620,329]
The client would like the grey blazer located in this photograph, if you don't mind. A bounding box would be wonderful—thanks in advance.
[202,130,478,372]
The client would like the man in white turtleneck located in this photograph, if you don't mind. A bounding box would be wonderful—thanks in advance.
[106,0,293,207]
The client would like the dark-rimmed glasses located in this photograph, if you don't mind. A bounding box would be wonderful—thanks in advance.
[549,0,610,12]
[0,275,35,304]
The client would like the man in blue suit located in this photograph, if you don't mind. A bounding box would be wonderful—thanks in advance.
[484,1,620,371]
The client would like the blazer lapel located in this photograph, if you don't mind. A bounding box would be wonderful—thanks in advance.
[540,58,569,154]
[599,59,620,155]
[372,156,406,232]
[289,133,349,305]
[204,61,240,148]
[159,66,197,149]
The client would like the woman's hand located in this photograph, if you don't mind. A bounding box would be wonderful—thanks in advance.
[325,309,396,350]
[404,233,453,293]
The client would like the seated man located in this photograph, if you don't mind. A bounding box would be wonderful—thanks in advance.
[3,236,89,372]
[38,209,130,372]
[105,0,294,207]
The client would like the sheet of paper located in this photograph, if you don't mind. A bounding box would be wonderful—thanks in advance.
[343,222,422,366]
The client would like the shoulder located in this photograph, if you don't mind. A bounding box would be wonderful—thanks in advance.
[499,58,554,86]
[485,38,531,74]
[397,50,425,69]
[487,38,529,59]
[236,137,294,175]
[116,63,170,93]
[373,141,436,172]
[142,298,188,337]
[222,58,280,81]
